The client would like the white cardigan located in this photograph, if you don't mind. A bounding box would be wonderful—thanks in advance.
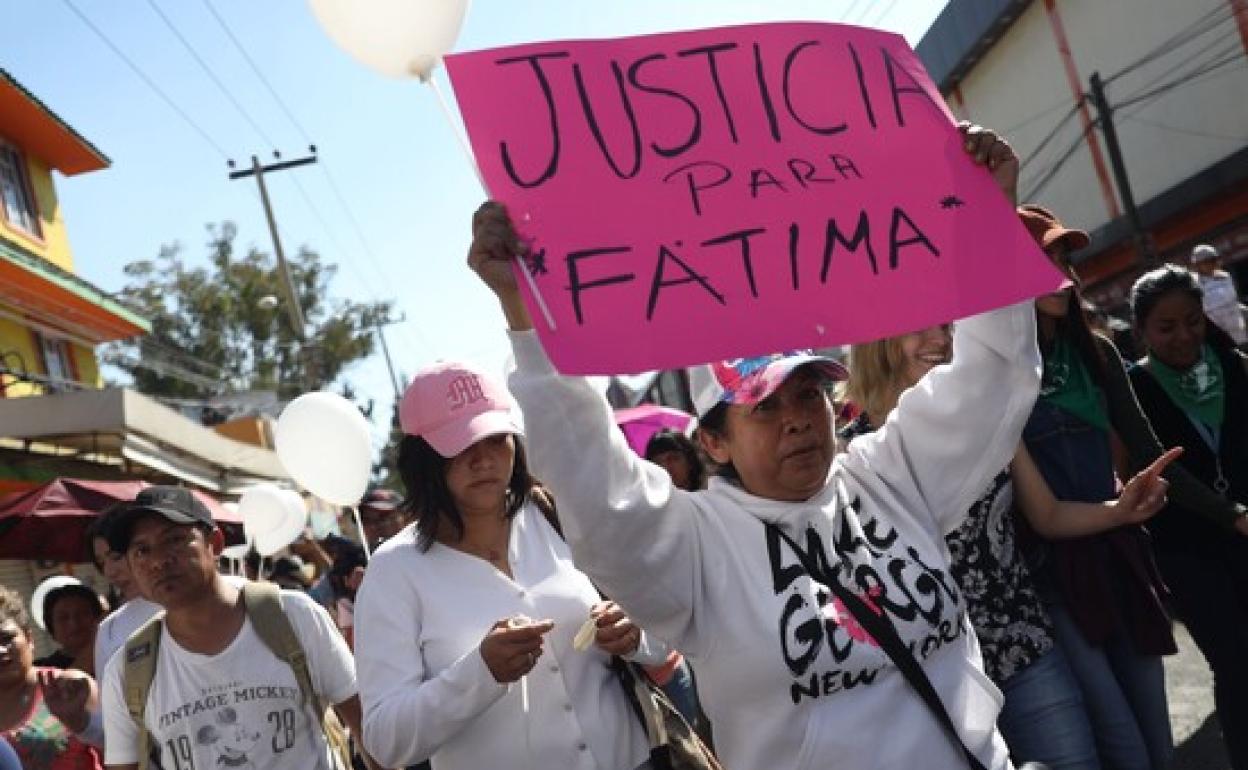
[354,503,666,770]
[507,301,1041,770]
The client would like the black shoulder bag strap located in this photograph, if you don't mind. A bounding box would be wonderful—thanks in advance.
[766,523,989,770]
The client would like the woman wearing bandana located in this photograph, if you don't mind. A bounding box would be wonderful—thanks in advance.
[1015,207,1247,770]
[1128,265,1248,770]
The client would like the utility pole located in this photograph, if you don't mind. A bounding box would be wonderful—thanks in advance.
[1088,72,1156,266]
[229,148,318,388]
[374,315,405,401]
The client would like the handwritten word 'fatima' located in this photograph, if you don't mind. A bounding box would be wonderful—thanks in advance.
[562,205,940,324]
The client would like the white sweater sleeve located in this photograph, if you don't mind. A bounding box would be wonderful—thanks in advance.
[847,300,1041,535]
[354,556,509,768]
[508,331,713,656]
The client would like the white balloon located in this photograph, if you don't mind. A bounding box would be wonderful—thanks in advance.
[275,392,373,506]
[263,490,309,557]
[240,485,288,545]
[240,485,308,557]
[309,0,470,80]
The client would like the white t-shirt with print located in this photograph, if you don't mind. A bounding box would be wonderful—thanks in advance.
[100,588,356,770]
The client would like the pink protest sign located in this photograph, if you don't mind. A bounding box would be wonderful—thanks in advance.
[446,22,1061,375]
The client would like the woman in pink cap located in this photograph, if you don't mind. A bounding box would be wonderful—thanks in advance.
[464,125,1041,770]
[352,361,672,770]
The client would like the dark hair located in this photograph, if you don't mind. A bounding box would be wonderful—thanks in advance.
[1130,264,1238,354]
[697,403,740,482]
[1130,265,1203,326]
[43,585,103,636]
[645,429,707,490]
[0,585,29,630]
[85,504,127,568]
[1043,287,1111,391]
[397,434,533,552]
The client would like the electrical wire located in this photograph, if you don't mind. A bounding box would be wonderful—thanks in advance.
[65,0,420,387]
[197,0,431,363]
[1103,4,1235,86]
[866,0,904,29]
[841,0,870,25]
[59,0,230,158]
[141,0,279,150]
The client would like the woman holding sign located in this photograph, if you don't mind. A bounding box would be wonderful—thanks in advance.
[840,323,1179,770]
[468,124,1037,770]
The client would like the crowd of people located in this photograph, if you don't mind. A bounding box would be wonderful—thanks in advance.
[2,120,1246,770]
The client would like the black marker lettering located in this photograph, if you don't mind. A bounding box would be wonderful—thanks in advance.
[888,207,940,269]
[677,43,740,143]
[573,60,642,179]
[496,52,570,188]
[565,246,636,325]
[662,160,732,216]
[882,47,937,128]
[647,244,725,320]
[627,53,702,158]
[753,42,782,142]
[783,41,847,136]
[703,227,766,298]
[748,167,787,199]
[848,42,877,130]
[821,211,878,281]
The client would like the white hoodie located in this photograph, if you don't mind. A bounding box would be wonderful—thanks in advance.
[507,301,1040,770]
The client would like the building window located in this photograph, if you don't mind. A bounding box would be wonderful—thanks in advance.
[32,330,77,390]
[0,142,41,237]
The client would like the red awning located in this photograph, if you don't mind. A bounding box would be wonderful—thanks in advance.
[0,478,243,563]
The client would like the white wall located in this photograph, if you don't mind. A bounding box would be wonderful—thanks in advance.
[947,0,1248,234]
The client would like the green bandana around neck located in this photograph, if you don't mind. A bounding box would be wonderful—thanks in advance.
[1039,337,1110,431]
[1149,343,1225,427]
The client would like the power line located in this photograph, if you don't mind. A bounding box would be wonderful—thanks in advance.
[866,0,904,29]
[1122,114,1248,143]
[196,0,430,364]
[198,0,314,147]
[1018,102,1083,171]
[1020,122,1095,202]
[1103,4,1235,86]
[841,0,870,25]
[59,0,229,157]
[1113,43,1245,113]
[141,0,279,150]
[1001,96,1080,136]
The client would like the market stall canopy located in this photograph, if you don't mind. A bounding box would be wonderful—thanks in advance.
[0,388,289,494]
[0,478,243,562]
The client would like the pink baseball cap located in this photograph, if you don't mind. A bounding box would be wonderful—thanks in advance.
[398,361,523,458]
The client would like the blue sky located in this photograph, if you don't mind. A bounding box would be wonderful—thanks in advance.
[4,0,946,451]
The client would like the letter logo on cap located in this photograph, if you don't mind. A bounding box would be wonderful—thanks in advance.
[446,374,486,410]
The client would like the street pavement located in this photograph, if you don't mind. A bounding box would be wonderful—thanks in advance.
[1167,623,1229,770]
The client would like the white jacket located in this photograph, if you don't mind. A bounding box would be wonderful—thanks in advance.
[508,301,1040,770]
[355,503,667,770]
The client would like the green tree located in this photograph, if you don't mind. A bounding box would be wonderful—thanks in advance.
[112,222,392,401]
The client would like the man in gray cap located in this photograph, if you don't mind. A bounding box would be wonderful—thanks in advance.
[1190,243,1247,346]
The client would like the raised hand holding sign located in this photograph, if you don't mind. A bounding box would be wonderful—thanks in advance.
[448,22,1061,374]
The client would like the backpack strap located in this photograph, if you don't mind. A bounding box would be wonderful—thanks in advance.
[122,612,166,770]
[242,582,326,717]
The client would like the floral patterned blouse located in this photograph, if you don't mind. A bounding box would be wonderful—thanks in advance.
[839,416,1054,684]
[2,669,103,770]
